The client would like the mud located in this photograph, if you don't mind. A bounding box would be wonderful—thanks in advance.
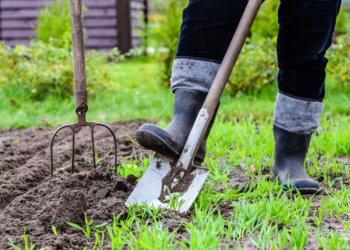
[158,161,196,202]
[0,122,152,249]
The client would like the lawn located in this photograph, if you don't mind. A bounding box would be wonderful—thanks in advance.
[1,56,350,249]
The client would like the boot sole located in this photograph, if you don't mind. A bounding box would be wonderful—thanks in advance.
[136,130,204,165]
[136,130,181,160]
[270,175,320,195]
[285,186,320,195]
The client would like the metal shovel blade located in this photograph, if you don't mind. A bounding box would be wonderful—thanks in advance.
[126,153,210,214]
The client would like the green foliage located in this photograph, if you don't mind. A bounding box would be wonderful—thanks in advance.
[227,37,278,96]
[148,0,187,86]
[117,157,151,178]
[250,0,279,40]
[0,41,119,101]
[34,0,76,48]
[326,36,350,86]
[335,8,350,36]
[251,2,350,40]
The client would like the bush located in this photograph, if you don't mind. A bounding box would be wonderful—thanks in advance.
[250,0,279,41]
[335,8,350,36]
[251,1,350,40]
[0,40,120,101]
[227,38,278,96]
[326,36,350,85]
[34,0,77,48]
[0,0,123,101]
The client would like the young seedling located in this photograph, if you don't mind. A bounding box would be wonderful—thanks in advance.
[134,221,177,250]
[107,213,135,250]
[286,219,310,249]
[92,231,105,250]
[52,225,58,236]
[117,157,151,178]
[316,230,349,249]
[165,187,186,213]
[67,215,106,241]
[8,228,37,250]
[249,221,274,249]
[88,154,101,167]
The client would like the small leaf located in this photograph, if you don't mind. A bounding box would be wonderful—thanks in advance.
[250,165,256,173]
[66,222,83,230]
[92,222,107,229]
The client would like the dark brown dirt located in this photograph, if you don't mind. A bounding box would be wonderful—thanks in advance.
[0,122,152,249]
[1,122,349,249]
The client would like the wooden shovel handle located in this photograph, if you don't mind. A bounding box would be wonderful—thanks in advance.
[187,0,264,165]
[203,0,264,114]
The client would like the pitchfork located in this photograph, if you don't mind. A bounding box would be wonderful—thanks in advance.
[49,0,117,177]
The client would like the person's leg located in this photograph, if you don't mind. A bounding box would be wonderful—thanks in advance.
[273,0,342,193]
[136,0,248,165]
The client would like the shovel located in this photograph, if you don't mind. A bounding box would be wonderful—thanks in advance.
[126,0,264,213]
[49,0,117,177]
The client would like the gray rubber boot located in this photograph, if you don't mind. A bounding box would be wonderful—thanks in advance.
[136,89,218,166]
[271,125,320,194]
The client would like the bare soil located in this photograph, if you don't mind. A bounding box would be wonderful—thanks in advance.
[0,122,153,249]
[0,122,349,249]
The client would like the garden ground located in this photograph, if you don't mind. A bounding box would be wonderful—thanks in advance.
[1,57,350,249]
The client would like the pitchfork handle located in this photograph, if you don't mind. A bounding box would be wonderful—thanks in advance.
[70,0,88,114]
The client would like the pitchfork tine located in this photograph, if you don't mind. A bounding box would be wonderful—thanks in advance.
[49,0,118,177]
[91,126,96,168]
[50,125,71,177]
[71,129,76,174]
[96,123,118,173]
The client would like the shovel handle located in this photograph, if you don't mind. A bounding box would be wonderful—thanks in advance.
[178,0,264,168]
[70,0,88,114]
[203,0,263,114]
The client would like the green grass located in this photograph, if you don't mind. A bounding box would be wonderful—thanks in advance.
[2,56,349,129]
[1,57,172,129]
[4,56,350,249]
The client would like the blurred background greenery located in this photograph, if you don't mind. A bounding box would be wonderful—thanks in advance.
[0,0,349,129]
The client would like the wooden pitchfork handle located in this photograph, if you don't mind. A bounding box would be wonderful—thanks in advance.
[70,0,88,117]
[49,0,118,177]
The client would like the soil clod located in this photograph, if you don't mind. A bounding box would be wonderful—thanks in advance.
[0,122,152,249]
[53,190,87,231]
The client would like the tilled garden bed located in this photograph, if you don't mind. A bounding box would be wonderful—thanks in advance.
[0,122,153,249]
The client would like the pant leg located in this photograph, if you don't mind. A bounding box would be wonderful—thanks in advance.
[277,0,342,101]
[171,0,248,93]
[274,0,341,134]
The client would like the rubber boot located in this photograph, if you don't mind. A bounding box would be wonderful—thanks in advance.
[272,125,320,194]
[136,89,218,166]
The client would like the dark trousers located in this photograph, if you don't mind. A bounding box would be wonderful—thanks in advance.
[176,0,342,101]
